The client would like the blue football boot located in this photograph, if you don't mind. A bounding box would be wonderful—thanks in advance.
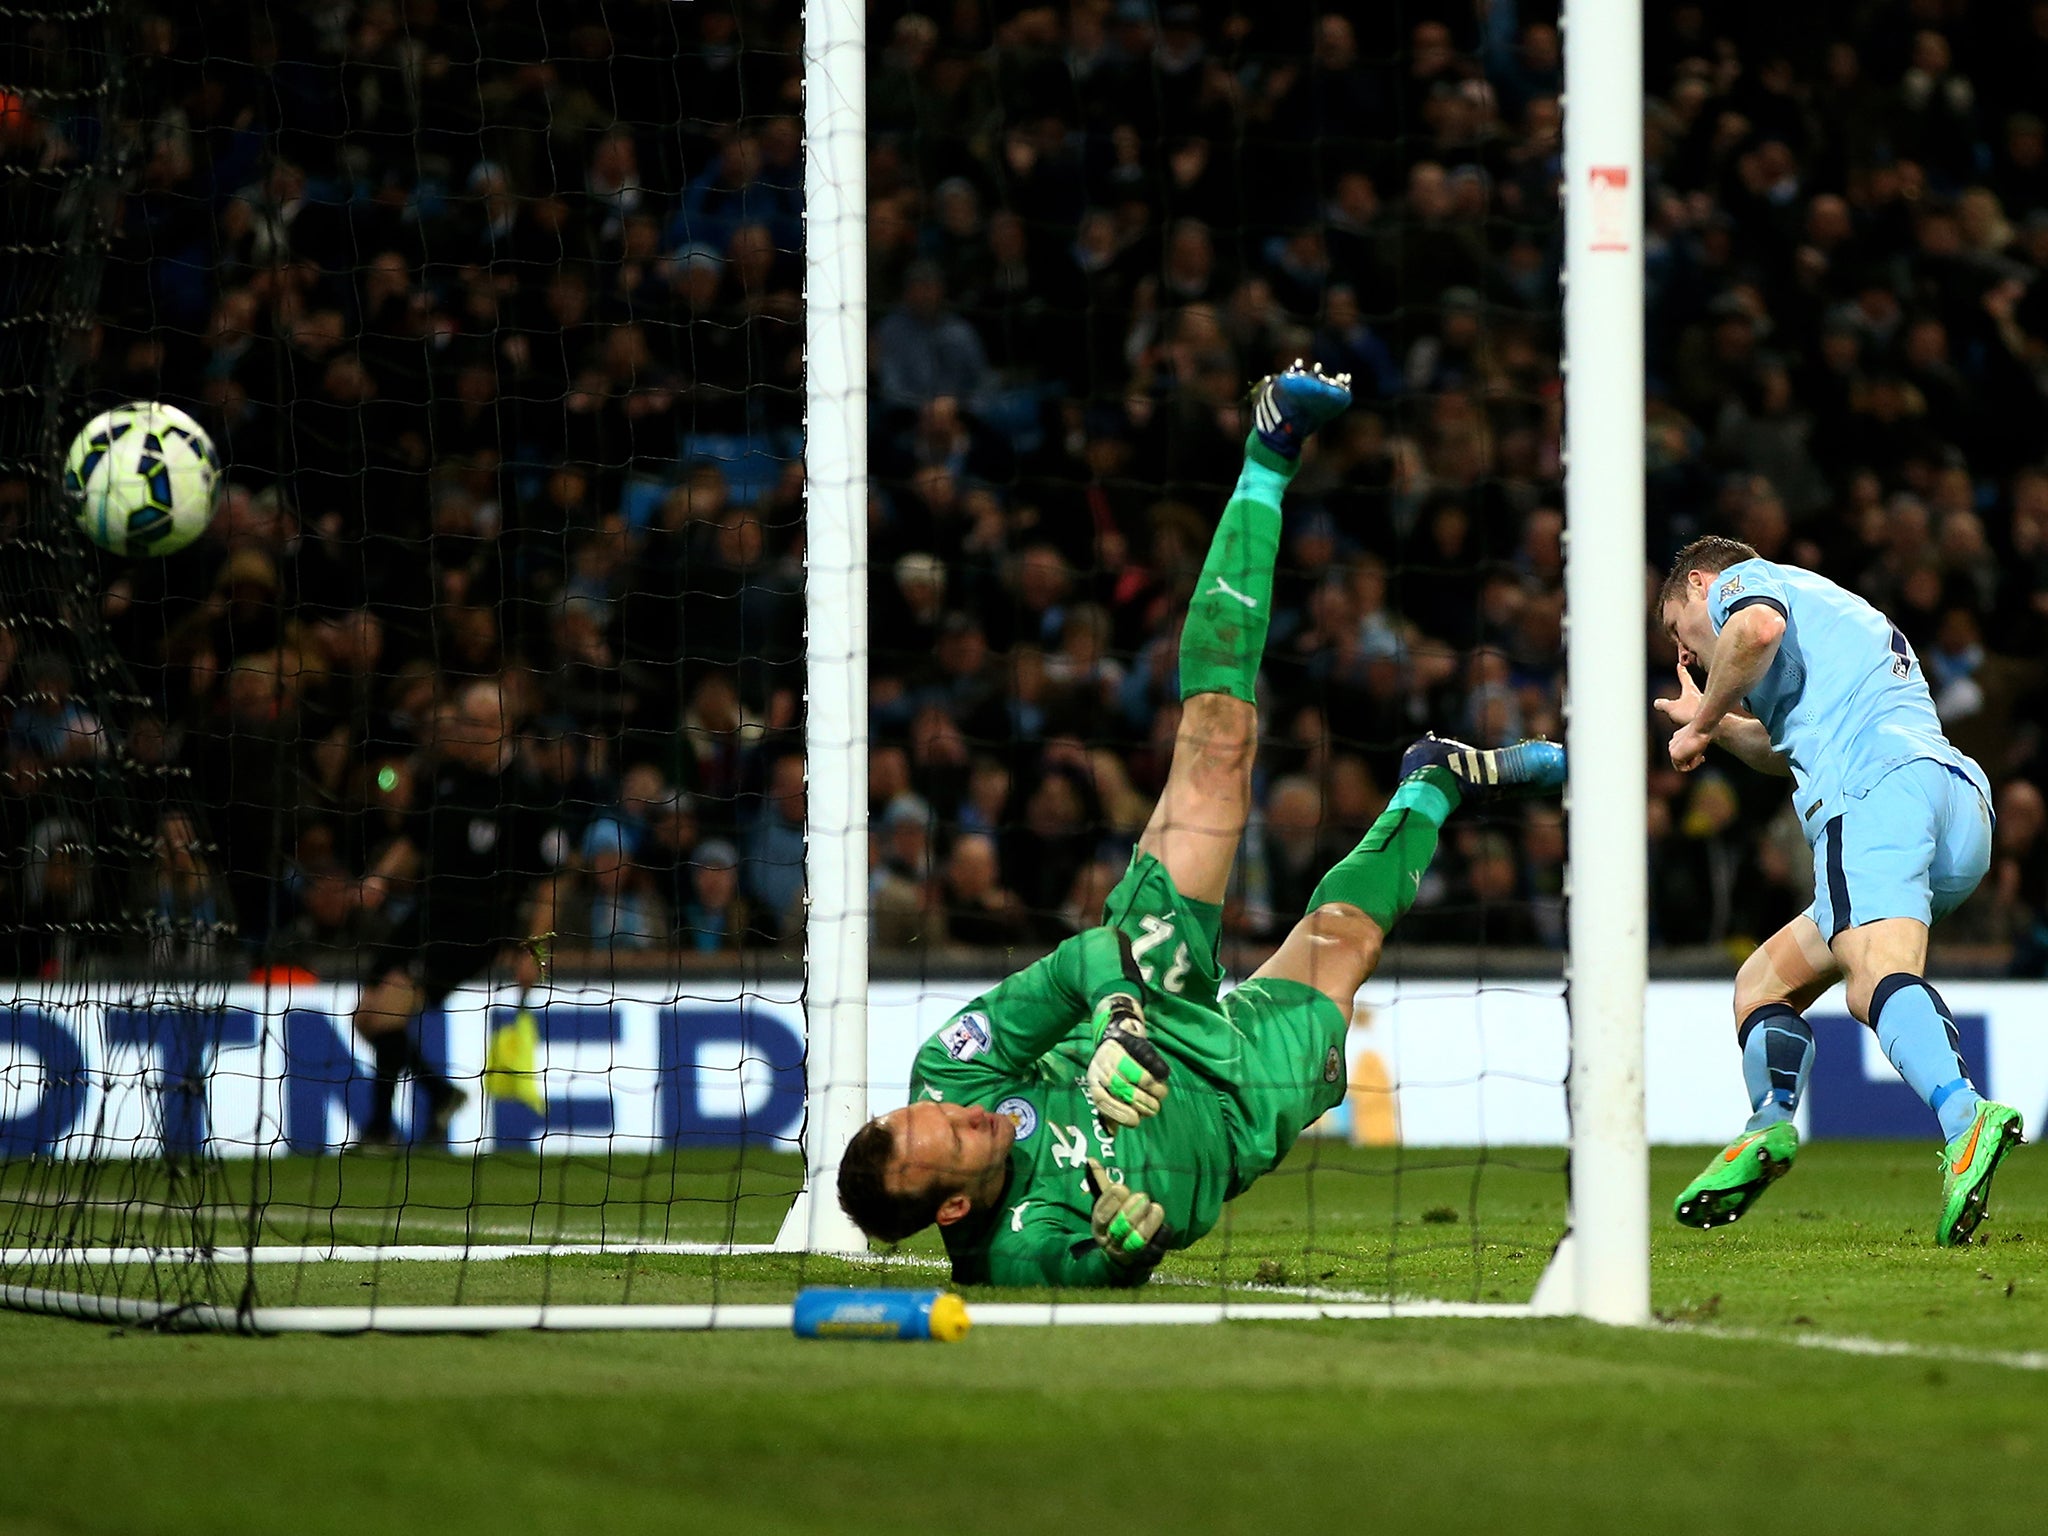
[1400,733,1566,802]
[1247,360,1352,458]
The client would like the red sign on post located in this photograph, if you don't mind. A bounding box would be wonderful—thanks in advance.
[1589,166,1629,252]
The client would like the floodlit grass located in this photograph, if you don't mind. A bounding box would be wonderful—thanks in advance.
[5,1141,1568,1306]
[5,1141,2048,1532]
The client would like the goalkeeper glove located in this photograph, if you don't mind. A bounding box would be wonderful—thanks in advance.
[1084,991,1170,1128]
[1086,1159,1170,1279]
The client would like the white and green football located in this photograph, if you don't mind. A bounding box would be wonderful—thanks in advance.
[62,400,222,556]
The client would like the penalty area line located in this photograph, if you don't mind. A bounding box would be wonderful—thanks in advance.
[1671,1322,2048,1374]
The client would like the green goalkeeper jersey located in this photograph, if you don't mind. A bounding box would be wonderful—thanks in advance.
[909,857,1352,1289]
[911,928,1236,1289]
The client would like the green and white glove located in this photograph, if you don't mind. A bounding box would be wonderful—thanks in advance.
[1086,1159,1171,1278]
[1084,991,1171,1128]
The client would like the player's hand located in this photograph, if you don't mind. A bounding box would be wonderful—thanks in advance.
[1654,663,1703,728]
[1084,992,1170,1128]
[1668,719,1712,772]
[1086,1159,1171,1277]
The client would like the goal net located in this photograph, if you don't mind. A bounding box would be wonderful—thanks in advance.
[2,0,1643,1331]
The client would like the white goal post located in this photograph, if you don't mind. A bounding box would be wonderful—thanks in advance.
[775,0,871,1257]
[1555,0,1652,1325]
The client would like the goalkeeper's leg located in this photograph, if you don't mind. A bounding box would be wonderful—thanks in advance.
[1252,733,1567,1010]
[1249,763,1462,1008]
[1140,363,1350,904]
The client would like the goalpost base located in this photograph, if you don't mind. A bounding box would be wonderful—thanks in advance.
[1528,1231,1577,1317]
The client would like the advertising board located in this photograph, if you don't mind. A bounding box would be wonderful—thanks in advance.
[3,979,2043,1156]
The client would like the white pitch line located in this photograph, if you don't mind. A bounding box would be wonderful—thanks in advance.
[2,1241,793,1266]
[3,1227,734,1251]
[1672,1323,2048,1374]
[1,1193,708,1243]
[2,1240,1436,1307]
[5,1224,1458,1307]
[1,1288,1545,1333]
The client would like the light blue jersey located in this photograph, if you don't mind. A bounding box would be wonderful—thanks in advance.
[1707,558,1993,936]
[1706,559,1989,828]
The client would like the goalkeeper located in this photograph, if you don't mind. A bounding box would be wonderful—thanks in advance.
[836,365,1565,1287]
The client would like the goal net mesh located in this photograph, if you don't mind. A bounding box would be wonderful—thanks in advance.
[2,0,1572,1327]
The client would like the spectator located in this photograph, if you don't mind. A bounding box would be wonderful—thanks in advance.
[16,0,2048,981]
[744,753,806,939]
[1256,775,1328,935]
[578,819,670,954]
[265,859,376,978]
[1989,780,2048,973]
[8,656,106,767]
[938,831,1029,948]
[679,839,756,955]
[872,260,993,413]
[872,793,935,948]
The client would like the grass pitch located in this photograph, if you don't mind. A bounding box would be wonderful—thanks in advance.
[5,1141,2048,1534]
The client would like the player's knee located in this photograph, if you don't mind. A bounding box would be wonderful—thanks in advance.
[354,974,413,1035]
[1841,972,1879,1025]
[1731,949,1788,1032]
[1181,690,1251,736]
[1305,903,1383,973]
[354,1003,399,1036]
[1177,693,1257,771]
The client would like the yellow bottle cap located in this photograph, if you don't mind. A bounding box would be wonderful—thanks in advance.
[927,1292,971,1342]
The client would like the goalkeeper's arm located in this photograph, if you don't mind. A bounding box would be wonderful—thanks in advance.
[981,1162,1173,1290]
[916,926,1157,1088]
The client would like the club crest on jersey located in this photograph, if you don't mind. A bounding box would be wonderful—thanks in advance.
[1718,574,1743,599]
[994,1096,1037,1140]
[940,1011,991,1061]
[1323,1045,1342,1084]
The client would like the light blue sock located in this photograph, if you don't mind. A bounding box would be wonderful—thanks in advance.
[1869,974,1983,1142]
[1738,1004,1813,1131]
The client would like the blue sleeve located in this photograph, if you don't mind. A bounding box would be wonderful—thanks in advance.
[1706,559,1790,633]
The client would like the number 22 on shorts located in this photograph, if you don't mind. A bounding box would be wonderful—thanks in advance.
[1130,915,1191,994]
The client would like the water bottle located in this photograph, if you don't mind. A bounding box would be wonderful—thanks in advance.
[791,1287,971,1341]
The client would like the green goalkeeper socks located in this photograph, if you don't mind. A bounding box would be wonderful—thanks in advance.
[1177,438,1293,704]
[1307,766,1460,934]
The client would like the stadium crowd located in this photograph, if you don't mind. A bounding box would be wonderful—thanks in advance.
[1,0,2045,976]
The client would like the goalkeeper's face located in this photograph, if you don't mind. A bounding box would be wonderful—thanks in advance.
[884,1099,1015,1224]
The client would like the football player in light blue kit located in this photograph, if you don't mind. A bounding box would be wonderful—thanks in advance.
[1654,536,2022,1246]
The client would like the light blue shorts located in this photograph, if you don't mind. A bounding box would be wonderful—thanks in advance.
[1804,758,1993,938]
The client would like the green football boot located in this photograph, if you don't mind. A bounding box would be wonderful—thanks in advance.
[1936,1101,2025,1248]
[1673,1122,1800,1229]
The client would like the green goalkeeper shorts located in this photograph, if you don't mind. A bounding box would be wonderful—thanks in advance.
[1101,851,1350,1189]
[1100,850,1226,1006]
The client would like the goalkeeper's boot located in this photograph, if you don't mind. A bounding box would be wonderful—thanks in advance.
[1936,1101,2025,1247]
[1247,360,1352,458]
[1399,733,1566,803]
[1673,1121,1799,1229]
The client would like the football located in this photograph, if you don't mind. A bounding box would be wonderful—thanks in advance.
[62,401,221,557]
